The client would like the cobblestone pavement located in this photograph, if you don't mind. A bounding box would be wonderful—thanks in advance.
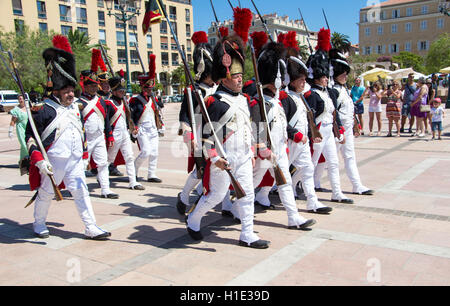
[0,101,449,286]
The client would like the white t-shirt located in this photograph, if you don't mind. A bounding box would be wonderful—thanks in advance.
[431,106,444,122]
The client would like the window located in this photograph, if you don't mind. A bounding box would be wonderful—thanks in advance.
[75,0,86,4]
[129,33,137,47]
[14,19,24,34]
[12,0,23,15]
[98,11,105,27]
[76,7,87,24]
[172,53,179,66]
[117,49,126,64]
[187,39,191,52]
[391,24,398,33]
[161,36,168,50]
[420,20,427,30]
[365,46,371,55]
[186,24,191,37]
[185,9,190,22]
[362,13,368,23]
[418,41,428,51]
[377,26,383,35]
[59,5,71,22]
[389,43,398,53]
[160,21,167,34]
[188,54,192,62]
[405,22,412,33]
[39,22,48,33]
[130,50,139,65]
[99,29,106,44]
[365,27,371,36]
[392,9,400,18]
[77,27,88,35]
[406,8,413,17]
[422,5,428,15]
[161,52,169,66]
[116,31,125,46]
[405,42,411,52]
[61,25,72,36]
[380,11,386,20]
[129,16,137,31]
[116,21,125,29]
[97,0,104,8]
[37,1,46,19]
[169,6,177,20]
[437,19,444,29]
[171,38,177,50]
[147,35,152,49]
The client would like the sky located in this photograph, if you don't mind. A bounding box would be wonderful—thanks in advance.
[191,0,373,44]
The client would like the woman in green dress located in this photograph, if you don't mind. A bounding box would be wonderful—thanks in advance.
[8,95,29,175]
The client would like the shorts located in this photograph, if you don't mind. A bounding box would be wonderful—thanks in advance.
[402,103,411,116]
[354,102,364,114]
[432,121,443,131]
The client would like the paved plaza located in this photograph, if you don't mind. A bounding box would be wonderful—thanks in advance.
[0,101,449,286]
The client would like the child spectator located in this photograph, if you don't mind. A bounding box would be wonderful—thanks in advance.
[430,98,445,140]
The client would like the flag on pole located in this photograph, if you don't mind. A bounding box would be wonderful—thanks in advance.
[142,0,163,35]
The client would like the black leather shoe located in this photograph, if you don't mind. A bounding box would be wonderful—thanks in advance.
[130,184,145,190]
[238,239,270,249]
[221,210,233,218]
[255,201,275,210]
[314,187,325,192]
[90,168,98,175]
[288,219,316,230]
[331,198,354,204]
[308,207,333,214]
[35,232,50,239]
[187,227,203,241]
[101,193,119,199]
[109,164,123,176]
[147,177,162,183]
[354,189,374,196]
[177,193,187,215]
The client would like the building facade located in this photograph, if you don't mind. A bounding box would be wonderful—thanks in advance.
[0,0,194,95]
[359,0,450,57]
[208,13,318,55]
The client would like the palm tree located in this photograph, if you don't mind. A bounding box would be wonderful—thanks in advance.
[331,32,351,53]
[298,44,310,61]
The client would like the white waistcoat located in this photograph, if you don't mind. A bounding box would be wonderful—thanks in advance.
[334,84,354,128]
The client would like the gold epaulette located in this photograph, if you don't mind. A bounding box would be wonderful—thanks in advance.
[76,101,85,111]
[31,103,44,112]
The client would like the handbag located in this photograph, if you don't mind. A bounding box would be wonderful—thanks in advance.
[420,104,431,112]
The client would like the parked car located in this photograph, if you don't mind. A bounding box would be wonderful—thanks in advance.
[169,94,183,103]
[161,95,170,104]
[0,90,19,112]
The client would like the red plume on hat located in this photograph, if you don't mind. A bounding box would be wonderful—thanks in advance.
[283,31,299,51]
[52,35,72,54]
[148,53,156,79]
[316,28,331,52]
[118,69,125,78]
[233,7,253,45]
[191,31,209,46]
[277,32,286,45]
[91,49,103,72]
[219,27,229,38]
[250,31,268,56]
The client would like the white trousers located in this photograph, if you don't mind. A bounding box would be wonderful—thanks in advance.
[288,139,321,209]
[87,133,111,195]
[108,129,137,187]
[311,123,343,199]
[135,130,159,179]
[187,156,259,244]
[34,154,97,230]
[253,147,307,227]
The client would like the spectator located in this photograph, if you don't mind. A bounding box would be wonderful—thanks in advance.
[430,98,445,140]
[367,81,384,136]
[351,77,366,135]
[385,81,402,137]
[8,94,29,175]
[410,77,429,138]
[425,78,436,134]
[400,73,416,133]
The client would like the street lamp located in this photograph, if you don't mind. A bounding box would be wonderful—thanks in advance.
[104,0,141,94]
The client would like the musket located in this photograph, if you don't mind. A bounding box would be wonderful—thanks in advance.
[209,0,223,39]
[3,51,63,206]
[322,8,335,48]
[155,0,246,199]
[249,39,287,186]
[226,0,234,10]
[99,43,114,76]
[298,8,314,54]
[250,0,274,43]
[298,93,322,140]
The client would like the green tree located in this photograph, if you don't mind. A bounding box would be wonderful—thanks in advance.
[331,32,351,53]
[425,33,450,74]
[393,51,425,73]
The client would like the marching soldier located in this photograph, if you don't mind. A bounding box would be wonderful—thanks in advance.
[186,34,270,249]
[105,76,145,191]
[129,54,163,183]
[26,35,110,239]
[305,29,353,204]
[251,41,317,229]
[78,49,118,199]
[177,31,217,215]
[314,49,374,196]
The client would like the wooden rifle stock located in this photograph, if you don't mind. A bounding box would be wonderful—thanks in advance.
[299,94,322,140]
[249,40,286,186]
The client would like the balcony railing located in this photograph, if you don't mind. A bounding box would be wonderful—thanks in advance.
[118,58,126,64]
[60,16,72,22]
[117,41,126,46]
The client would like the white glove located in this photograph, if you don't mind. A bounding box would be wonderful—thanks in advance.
[36,160,54,176]
[83,159,89,170]
[8,126,14,139]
